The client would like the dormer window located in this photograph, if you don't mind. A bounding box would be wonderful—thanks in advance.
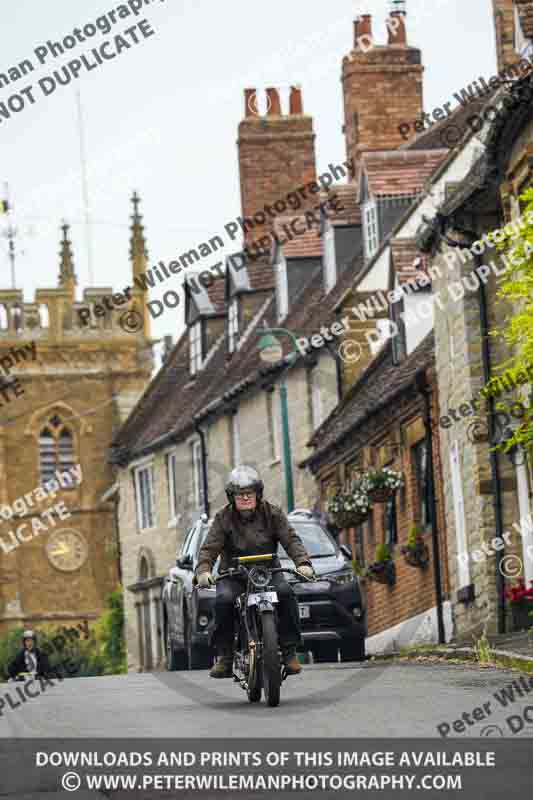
[364,199,379,260]
[228,297,239,353]
[324,225,336,293]
[189,321,203,375]
[276,255,288,322]
[515,2,533,56]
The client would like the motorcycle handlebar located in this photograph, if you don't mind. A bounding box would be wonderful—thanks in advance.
[214,566,315,584]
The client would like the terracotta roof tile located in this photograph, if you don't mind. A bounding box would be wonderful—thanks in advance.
[358,150,448,198]
[273,215,323,258]
[390,238,428,285]
[205,274,226,313]
[322,184,361,226]
[246,258,276,292]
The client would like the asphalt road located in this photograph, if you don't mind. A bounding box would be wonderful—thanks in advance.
[1,660,532,739]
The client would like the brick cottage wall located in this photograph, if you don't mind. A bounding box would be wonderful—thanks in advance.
[316,378,449,644]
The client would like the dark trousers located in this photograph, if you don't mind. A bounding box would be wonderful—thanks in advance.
[212,572,302,653]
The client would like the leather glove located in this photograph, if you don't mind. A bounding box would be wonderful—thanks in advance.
[197,571,215,589]
[297,564,314,579]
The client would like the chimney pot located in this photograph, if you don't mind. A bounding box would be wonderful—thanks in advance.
[354,14,372,43]
[266,87,282,116]
[289,86,303,114]
[387,12,407,45]
[244,88,258,117]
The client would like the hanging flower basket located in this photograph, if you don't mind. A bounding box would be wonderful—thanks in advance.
[362,468,404,505]
[366,559,396,586]
[401,541,430,569]
[332,509,370,529]
[327,488,372,529]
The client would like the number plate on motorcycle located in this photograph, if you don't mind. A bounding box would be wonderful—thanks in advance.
[247,591,278,606]
[299,604,311,619]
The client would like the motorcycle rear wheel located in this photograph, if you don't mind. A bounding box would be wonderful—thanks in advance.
[261,612,281,707]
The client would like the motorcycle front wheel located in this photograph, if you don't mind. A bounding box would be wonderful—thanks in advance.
[245,616,262,703]
[260,611,281,707]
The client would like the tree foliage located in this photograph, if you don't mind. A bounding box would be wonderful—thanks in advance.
[487,187,533,452]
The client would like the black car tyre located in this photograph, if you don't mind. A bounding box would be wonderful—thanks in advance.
[185,618,210,670]
[340,636,366,662]
[313,642,339,663]
[260,611,281,708]
[166,624,187,671]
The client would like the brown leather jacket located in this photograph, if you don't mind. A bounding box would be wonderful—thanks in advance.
[195,501,311,577]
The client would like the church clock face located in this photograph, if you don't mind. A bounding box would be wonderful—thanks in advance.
[46,529,88,572]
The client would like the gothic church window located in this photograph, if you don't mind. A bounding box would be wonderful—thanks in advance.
[39,415,75,484]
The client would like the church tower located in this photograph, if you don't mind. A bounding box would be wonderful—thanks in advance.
[0,195,153,636]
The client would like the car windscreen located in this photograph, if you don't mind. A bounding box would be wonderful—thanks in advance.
[279,521,337,559]
[196,526,220,573]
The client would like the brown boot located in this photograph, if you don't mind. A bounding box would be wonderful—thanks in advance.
[209,653,233,679]
[282,647,302,675]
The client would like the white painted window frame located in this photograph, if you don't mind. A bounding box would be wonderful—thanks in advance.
[191,439,203,511]
[276,255,288,322]
[449,441,470,588]
[323,224,336,293]
[134,462,157,532]
[364,199,379,260]
[189,321,202,375]
[166,450,179,526]
[228,297,239,353]
[230,413,240,468]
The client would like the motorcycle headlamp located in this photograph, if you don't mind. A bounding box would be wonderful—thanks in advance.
[249,567,270,589]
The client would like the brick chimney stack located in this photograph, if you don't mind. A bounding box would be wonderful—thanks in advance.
[342,11,423,169]
[237,87,317,247]
[492,0,523,72]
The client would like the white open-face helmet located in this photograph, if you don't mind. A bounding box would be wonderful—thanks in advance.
[22,629,36,644]
[225,465,264,504]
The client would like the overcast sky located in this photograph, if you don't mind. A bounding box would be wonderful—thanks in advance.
[0,0,496,347]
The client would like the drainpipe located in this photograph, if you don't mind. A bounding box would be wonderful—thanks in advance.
[416,371,446,644]
[194,419,210,519]
[441,230,506,634]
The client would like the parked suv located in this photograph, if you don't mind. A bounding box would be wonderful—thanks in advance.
[161,509,366,669]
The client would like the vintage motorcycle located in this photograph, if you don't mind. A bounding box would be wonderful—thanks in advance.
[215,553,313,707]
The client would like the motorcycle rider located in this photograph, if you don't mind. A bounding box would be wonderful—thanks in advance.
[7,630,52,680]
[196,465,314,679]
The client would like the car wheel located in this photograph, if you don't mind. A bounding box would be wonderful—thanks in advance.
[166,624,187,671]
[185,617,210,670]
[340,637,366,662]
[312,642,339,663]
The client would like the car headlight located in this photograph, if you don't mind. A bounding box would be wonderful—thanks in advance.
[323,572,354,585]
